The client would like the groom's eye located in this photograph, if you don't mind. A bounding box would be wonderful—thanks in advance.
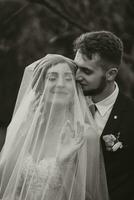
[81,68,93,75]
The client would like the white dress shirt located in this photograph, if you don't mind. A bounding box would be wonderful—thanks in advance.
[87,82,119,136]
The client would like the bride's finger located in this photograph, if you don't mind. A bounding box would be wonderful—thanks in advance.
[81,124,84,134]
[76,121,84,138]
[78,136,85,146]
[59,120,70,142]
[72,136,85,153]
[79,124,84,138]
[76,121,81,138]
[75,134,84,144]
[76,121,80,134]
[66,120,75,138]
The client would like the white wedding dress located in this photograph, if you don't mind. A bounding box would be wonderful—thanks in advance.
[15,155,66,200]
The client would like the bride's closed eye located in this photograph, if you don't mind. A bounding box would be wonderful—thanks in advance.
[46,73,57,81]
[46,75,73,82]
[64,75,73,81]
[48,76,57,81]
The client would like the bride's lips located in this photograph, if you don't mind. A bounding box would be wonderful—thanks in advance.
[50,90,68,95]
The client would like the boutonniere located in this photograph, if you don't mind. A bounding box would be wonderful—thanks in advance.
[103,132,123,152]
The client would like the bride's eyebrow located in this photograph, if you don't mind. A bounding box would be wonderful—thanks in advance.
[46,72,73,76]
[64,72,73,75]
[46,72,58,76]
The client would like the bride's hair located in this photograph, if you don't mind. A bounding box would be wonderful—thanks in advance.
[43,56,77,75]
[34,55,77,84]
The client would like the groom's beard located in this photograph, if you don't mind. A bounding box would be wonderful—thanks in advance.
[83,76,107,96]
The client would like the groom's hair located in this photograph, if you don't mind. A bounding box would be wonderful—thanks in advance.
[74,31,123,70]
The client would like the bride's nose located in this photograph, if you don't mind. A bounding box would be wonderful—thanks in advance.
[57,76,64,87]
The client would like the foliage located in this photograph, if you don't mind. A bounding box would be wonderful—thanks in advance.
[0,0,134,126]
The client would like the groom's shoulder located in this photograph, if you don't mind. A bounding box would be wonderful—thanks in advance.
[117,92,134,110]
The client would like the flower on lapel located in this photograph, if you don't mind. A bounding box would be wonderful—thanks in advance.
[103,133,123,152]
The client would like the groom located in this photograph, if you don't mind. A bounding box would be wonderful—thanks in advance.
[74,31,134,200]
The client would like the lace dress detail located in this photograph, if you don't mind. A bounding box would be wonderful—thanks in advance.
[16,155,65,200]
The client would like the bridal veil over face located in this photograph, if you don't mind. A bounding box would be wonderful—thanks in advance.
[0,54,109,200]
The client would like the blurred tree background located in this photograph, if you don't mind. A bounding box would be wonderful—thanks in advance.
[0,0,134,147]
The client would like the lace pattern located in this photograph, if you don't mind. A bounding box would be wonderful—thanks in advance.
[14,155,64,199]
[22,155,62,188]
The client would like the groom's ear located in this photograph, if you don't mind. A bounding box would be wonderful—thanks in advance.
[106,68,118,81]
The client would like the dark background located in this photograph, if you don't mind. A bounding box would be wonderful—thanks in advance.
[0,0,134,149]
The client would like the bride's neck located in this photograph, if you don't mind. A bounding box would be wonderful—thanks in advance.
[30,104,73,160]
[39,104,72,138]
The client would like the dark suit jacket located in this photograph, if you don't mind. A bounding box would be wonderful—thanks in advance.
[101,92,134,200]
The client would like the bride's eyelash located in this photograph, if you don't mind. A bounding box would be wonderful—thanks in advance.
[49,76,57,81]
[46,74,57,81]
[46,74,73,81]
[65,76,72,81]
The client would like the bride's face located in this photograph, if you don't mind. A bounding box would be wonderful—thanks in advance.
[45,63,75,105]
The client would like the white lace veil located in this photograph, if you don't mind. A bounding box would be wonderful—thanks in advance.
[0,54,109,200]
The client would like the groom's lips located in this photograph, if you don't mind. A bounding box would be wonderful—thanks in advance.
[76,80,87,86]
[79,82,87,86]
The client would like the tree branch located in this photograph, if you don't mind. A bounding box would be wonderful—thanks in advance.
[0,2,30,37]
[27,0,90,32]
[2,2,29,25]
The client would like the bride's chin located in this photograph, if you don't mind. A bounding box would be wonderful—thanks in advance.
[46,100,73,110]
[47,100,68,106]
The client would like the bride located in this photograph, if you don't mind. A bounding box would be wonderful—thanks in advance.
[0,54,109,200]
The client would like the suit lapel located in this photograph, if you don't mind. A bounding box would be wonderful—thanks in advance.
[101,92,126,138]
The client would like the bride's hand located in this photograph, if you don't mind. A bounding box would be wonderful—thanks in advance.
[56,120,85,165]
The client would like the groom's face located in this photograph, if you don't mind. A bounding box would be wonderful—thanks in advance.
[74,51,107,96]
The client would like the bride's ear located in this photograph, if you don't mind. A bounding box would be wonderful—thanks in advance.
[106,68,118,81]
